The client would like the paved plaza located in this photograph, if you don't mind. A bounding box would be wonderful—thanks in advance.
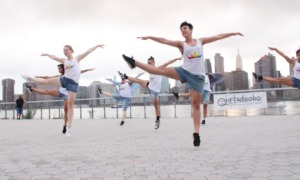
[0,115,300,180]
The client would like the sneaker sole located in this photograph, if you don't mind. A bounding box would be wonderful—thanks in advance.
[122,55,135,69]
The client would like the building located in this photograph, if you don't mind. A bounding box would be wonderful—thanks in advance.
[214,53,225,91]
[236,48,243,71]
[2,79,15,102]
[224,71,249,90]
[253,53,281,99]
[77,86,89,104]
[160,76,170,93]
[205,58,212,73]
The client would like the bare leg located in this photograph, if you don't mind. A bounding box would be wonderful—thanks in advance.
[203,104,208,120]
[190,90,202,133]
[102,91,113,97]
[135,61,180,80]
[180,92,192,98]
[66,92,76,129]
[28,76,61,86]
[127,77,148,88]
[122,111,126,121]
[31,88,59,96]
[153,98,160,117]
[63,100,68,127]
[263,77,294,87]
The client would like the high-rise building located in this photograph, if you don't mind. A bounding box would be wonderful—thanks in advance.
[2,79,15,102]
[254,53,281,99]
[160,76,170,93]
[205,58,212,73]
[214,53,225,91]
[77,86,89,104]
[254,53,279,89]
[224,71,249,90]
[236,48,243,71]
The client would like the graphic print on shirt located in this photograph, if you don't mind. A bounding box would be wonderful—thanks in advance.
[187,51,202,60]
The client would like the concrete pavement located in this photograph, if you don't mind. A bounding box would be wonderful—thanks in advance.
[0,115,300,180]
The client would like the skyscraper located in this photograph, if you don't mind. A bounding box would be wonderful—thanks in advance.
[236,48,243,71]
[214,53,225,91]
[254,53,279,89]
[160,76,170,93]
[205,58,212,73]
[2,79,15,102]
[224,71,249,90]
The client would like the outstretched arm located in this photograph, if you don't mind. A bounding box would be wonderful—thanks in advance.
[105,78,121,86]
[76,44,105,62]
[268,47,295,65]
[80,68,95,74]
[41,53,64,63]
[159,57,182,69]
[135,72,144,78]
[200,32,243,45]
[137,36,183,51]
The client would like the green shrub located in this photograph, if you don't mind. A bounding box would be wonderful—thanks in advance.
[23,109,37,119]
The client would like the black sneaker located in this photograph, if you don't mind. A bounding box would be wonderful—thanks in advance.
[120,121,125,126]
[155,120,160,130]
[172,92,179,99]
[252,72,263,82]
[193,133,201,147]
[122,54,136,69]
[62,126,67,134]
[24,85,33,93]
[97,88,102,94]
[118,71,128,80]
[201,120,206,125]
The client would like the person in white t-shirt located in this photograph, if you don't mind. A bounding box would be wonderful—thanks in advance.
[21,44,104,138]
[119,56,182,130]
[253,47,300,93]
[122,21,242,147]
[98,73,143,126]
[24,64,94,134]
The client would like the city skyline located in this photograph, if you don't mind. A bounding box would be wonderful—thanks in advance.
[0,0,299,96]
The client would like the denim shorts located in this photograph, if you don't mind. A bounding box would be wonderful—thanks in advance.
[202,90,211,104]
[148,89,159,99]
[60,77,78,93]
[16,108,23,114]
[113,94,131,111]
[175,67,205,94]
[291,77,300,89]
[58,89,68,100]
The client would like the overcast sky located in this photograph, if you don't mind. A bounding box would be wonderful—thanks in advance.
[0,0,299,98]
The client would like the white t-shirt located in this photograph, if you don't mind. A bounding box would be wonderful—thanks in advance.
[148,74,162,93]
[64,58,81,83]
[119,82,132,98]
[203,75,211,92]
[293,60,300,79]
[182,39,205,76]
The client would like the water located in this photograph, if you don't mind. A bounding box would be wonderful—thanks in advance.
[1,100,300,120]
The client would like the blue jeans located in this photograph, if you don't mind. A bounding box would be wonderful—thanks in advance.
[175,67,205,94]
[291,77,300,89]
[113,94,131,111]
[60,77,78,93]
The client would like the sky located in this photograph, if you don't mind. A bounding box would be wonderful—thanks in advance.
[0,0,299,99]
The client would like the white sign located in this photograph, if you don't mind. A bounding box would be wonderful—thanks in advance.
[213,92,267,109]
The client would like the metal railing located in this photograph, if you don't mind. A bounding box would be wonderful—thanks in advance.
[1,87,299,120]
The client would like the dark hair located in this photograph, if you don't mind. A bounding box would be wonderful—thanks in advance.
[57,64,65,75]
[64,45,74,53]
[180,21,193,30]
[148,56,155,62]
[296,49,300,55]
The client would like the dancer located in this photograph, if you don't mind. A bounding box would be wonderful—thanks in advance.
[122,21,243,146]
[119,56,182,129]
[15,95,25,119]
[22,44,104,137]
[173,73,224,125]
[24,64,94,134]
[253,47,300,93]
[98,72,143,126]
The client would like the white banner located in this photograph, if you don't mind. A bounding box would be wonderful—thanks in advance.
[213,92,267,109]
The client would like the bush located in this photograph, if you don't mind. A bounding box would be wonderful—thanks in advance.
[23,109,37,119]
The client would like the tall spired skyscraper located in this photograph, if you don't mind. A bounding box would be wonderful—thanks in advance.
[236,48,243,71]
